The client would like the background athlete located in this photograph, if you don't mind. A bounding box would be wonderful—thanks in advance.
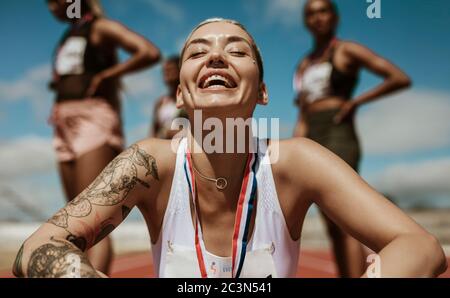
[293,0,412,277]
[151,55,188,139]
[45,0,160,274]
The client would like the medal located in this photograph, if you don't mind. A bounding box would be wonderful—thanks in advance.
[184,147,258,278]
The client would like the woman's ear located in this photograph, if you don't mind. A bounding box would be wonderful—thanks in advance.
[257,83,269,106]
[176,84,185,109]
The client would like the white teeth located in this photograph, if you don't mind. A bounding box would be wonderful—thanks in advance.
[203,74,232,88]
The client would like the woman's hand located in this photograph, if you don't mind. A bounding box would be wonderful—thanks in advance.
[283,138,447,277]
[89,19,161,84]
[342,42,411,107]
[333,101,357,124]
[86,72,106,98]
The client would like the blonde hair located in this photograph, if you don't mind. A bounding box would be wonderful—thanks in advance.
[180,18,264,82]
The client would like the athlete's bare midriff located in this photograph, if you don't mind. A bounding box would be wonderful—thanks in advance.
[304,96,349,113]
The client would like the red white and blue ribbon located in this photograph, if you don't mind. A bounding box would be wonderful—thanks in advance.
[184,145,258,278]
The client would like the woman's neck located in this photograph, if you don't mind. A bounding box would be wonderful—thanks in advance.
[313,34,336,56]
[186,124,254,208]
[69,11,93,26]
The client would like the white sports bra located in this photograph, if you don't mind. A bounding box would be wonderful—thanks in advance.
[156,97,179,132]
[293,62,334,103]
[293,39,358,104]
[151,138,300,278]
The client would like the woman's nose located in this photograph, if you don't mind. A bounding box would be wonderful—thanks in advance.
[207,49,227,68]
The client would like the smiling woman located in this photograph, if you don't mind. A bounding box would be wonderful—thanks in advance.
[176,18,267,114]
[13,18,447,278]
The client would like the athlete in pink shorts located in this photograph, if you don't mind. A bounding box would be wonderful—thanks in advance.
[45,0,160,274]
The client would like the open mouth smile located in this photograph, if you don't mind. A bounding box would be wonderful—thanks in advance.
[198,71,238,90]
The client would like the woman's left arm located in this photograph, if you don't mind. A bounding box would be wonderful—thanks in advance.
[87,19,161,96]
[291,138,447,277]
[334,42,411,123]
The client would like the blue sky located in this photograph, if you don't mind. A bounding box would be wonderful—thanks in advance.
[1,0,450,221]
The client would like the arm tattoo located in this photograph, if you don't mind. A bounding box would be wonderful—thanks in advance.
[12,244,25,277]
[94,223,115,245]
[47,144,158,233]
[66,234,88,252]
[27,237,98,278]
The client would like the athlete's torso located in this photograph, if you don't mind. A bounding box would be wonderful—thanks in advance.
[294,39,359,112]
[154,96,182,139]
[137,138,311,277]
[52,14,118,104]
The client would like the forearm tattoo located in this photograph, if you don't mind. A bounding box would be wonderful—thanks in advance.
[48,144,157,227]
[40,144,157,258]
[27,237,98,278]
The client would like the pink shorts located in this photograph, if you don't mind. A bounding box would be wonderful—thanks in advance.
[49,98,124,162]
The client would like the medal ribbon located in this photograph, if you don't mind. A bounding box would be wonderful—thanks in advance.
[184,145,258,278]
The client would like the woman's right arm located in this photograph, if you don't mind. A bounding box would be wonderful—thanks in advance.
[293,106,308,138]
[151,99,162,138]
[293,92,309,137]
[12,141,160,278]
[293,60,309,138]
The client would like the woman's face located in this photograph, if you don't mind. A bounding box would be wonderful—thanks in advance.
[177,21,267,115]
[47,0,70,22]
[304,0,337,37]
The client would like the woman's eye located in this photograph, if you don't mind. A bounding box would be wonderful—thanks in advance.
[189,51,207,58]
[229,51,246,57]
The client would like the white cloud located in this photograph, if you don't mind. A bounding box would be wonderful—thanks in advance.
[369,158,450,208]
[0,64,50,102]
[0,180,60,222]
[141,0,185,23]
[0,135,56,179]
[0,135,61,221]
[0,64,53,119]
[357,89,450,155]
[121,68,163,101]
[266,0,306,27]
[245,0,305,28]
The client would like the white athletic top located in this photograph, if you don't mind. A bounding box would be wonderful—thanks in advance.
[151,138,300,278]
[293,61,333,103]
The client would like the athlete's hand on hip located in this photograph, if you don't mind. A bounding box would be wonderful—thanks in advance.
[86,73,106,97]
[334,101,357,124]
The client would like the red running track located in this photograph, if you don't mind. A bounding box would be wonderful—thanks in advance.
[109,250,450,278]
[2,250,449,278]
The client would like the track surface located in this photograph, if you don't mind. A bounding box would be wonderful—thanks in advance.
[109,250,450,278]
[2,250,449,278]
[5,249,447,278]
